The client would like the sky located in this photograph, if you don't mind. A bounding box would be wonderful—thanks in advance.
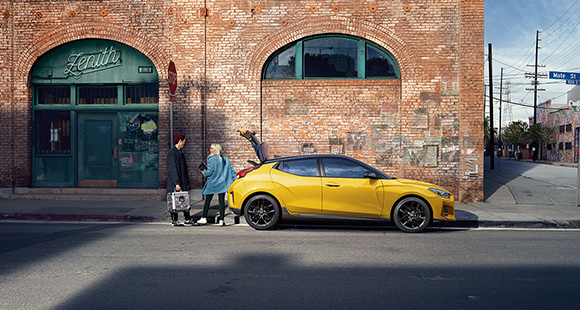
[485,0,580,128]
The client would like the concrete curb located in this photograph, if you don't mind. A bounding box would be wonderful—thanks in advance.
[445,220,580,229]
[3,212,579,230]
[0,213,162,223]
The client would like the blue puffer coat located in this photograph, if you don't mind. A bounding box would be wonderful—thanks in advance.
[201,154,236,195]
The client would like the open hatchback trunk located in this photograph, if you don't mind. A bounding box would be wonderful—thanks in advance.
[238,129,270,166]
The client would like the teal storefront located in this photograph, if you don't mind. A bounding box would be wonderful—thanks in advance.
[31,39,159,188]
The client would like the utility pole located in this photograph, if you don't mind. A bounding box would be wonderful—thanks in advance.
[499,67,503,154]
[488,43,495,170]
[526,31,546,124]
[534,30,539,124]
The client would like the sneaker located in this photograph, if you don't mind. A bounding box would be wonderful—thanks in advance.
[197,217,207,224]
[171,221,184,227]
[184,220,194,226]
[218,220,225,226]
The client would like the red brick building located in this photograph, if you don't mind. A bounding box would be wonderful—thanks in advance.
[0,0,484,202]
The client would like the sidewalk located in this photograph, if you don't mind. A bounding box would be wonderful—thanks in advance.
[1,158,580,229]
[455,157,580,229]
[0,192,233,225]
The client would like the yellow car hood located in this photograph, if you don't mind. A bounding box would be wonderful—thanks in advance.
[396,178,446,190]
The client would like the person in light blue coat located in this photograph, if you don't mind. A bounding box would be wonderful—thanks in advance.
[198,143,237,226]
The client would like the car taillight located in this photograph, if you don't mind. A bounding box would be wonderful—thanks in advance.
[237,167,257,179]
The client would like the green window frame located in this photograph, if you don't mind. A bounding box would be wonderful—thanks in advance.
[78,86,118,105]
[126,83,159,104]
[263,35,400,80]
[34,110,72,155]
[33,84,159,108]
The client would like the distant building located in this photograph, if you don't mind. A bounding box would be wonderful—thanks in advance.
[537,100,579,163]
[568,85,580,106]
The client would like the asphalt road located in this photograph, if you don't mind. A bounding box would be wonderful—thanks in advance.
[1,222,580,309]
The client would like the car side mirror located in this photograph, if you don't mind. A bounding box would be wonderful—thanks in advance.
[363,171,378,179]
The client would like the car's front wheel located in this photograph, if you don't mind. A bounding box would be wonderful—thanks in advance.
[244,194,281,230]
[392,197,431,233]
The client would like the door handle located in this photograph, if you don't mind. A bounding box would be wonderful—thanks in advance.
[325,183,340,187]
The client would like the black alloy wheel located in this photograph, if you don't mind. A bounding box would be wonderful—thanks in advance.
[392,197,432,233]
[244,194,281,230]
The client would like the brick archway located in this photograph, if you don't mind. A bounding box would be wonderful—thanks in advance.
[10,23,171,188]
[15,23,170,82]
[246,16,417,81]
[244,16,415,168]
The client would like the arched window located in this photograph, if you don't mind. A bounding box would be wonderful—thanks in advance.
[263,35,399,80]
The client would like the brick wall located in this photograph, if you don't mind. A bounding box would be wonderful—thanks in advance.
[0,0,484,202]
[0,1,14,190]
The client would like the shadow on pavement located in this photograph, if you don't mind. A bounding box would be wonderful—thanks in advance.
[0,223,129,277]
[483,156,519,202]
[55,252,580,309]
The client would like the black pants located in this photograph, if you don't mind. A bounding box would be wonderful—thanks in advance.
[171,211,191,223]
[202,193,225,221]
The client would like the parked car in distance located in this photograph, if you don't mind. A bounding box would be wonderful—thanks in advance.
[228,154,455,233]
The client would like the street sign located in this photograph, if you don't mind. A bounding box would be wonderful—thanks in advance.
[566,80,580,85]
[549,71,580,80]
[168,61,177,102]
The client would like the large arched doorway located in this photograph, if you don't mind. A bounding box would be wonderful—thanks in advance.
[31,39,160,188]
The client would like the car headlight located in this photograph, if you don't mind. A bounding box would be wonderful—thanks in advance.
[429,187,451,199]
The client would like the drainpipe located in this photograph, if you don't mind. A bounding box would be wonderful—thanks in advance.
[10,1,15,194]
[202,0,208,158]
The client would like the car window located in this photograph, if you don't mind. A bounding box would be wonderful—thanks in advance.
[322,158,368,178]
[278,159,318,177]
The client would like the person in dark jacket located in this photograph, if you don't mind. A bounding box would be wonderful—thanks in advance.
[166,133,193,226]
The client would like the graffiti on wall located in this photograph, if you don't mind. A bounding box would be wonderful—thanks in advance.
[401,144,439,168]
[379,102,399,127]
[411,108,429,129]
[441,136,460,162]
[463,136,474,150]
[420,92,441,107]
[375,135,407,166]
[464,155,479,180]
[402,147,423,166]
[301,143,317,155]
[329,137,345,154]
[437,113,459,132]
[285,99,307,115]
[441,73,459,96]
[424,145,439,167]
[463,155,479,181]
[346,132,367,151]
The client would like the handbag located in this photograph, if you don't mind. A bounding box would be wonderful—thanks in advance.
[166,190,191,213]
[198,161,208,171]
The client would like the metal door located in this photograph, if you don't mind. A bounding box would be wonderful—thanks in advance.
[78,113,118,187]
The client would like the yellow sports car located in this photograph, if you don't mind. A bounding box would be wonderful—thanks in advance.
[228,140,455,233]
[228,130,455,232]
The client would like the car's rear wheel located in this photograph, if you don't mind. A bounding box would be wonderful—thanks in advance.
[244,194,281,230]
[392,197,431,233]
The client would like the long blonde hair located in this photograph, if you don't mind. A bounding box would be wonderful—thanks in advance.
[210,143,222,161]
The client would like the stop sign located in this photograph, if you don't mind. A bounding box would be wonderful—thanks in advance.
[167,61,177,96]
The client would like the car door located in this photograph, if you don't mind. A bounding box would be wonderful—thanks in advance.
[270,158,322,215]
[321,157,384,217]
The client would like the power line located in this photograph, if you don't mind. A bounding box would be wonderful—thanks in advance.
[542,0,580,34]
[485,91,572,113]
